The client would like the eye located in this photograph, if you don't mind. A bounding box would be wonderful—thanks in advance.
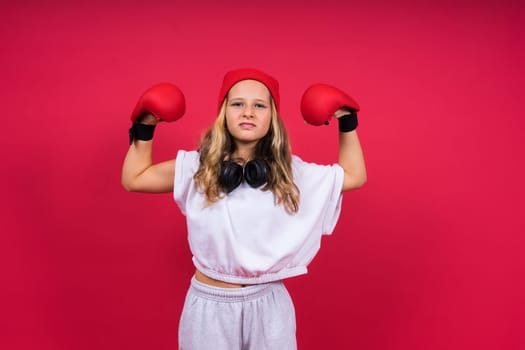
[230,101,243,107]
[255,103,267,109]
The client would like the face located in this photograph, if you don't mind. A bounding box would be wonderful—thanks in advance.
[225,79,272,149]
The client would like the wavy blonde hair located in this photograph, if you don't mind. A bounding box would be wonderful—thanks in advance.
[194,99,300,213]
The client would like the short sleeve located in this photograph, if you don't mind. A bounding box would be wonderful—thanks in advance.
[173,150,200,215]
[292,156,344,235]
[321,164,344,235]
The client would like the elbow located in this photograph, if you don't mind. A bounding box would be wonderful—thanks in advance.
[121,182,133,192]
[355,167,367,188]
[359,173,367,187]
[342,173,367,192]
[358,169,368,187]
[121,177,136,192]
[352,176,367,190]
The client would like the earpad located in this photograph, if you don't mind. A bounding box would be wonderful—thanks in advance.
[219,162,244,193]
[219,159,270,193]
[244,159,270,188]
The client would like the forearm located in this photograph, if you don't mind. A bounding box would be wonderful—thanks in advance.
[338,130,367,191]
[121,140,154,191]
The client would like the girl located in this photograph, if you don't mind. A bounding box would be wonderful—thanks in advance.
[122,68,366,349]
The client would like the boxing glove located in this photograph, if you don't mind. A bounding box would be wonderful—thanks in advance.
[300,83,360,126]
[129,83,185,144]
[131,83,186,123]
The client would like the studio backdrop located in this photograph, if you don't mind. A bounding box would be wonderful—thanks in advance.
[2,1,524,349]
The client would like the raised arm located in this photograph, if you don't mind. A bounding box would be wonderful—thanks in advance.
[121,114,176,192]
[301,83,367,192]
[121,83,186,193]
[335,109,367,191]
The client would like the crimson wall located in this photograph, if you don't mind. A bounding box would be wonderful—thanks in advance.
[2,1,524,349]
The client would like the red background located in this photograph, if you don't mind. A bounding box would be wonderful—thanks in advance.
[2,1,524,349]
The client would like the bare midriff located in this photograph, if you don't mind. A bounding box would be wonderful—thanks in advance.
[195,269,251,288]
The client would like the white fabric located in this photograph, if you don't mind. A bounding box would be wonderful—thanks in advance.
[174,150,344,284]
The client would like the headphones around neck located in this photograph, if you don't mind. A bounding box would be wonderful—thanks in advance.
[219,159,270,193]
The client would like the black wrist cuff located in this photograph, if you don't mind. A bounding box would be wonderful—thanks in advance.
[338,111,358,132]
[129,123,156,144]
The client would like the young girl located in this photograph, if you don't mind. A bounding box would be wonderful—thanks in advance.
[122,68,366,349]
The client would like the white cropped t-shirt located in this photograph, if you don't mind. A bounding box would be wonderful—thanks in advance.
[173,150,344,284]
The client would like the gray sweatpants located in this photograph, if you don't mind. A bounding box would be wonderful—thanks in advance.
[178,276,297,350]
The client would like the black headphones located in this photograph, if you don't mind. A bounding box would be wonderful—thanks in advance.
[219,159,270,193]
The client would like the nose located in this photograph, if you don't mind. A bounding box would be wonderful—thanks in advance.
[242,105,255,118]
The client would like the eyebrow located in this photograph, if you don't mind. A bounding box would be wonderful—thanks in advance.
[229,97,269,103]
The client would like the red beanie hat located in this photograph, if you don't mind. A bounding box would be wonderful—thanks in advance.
[218,68,280,112]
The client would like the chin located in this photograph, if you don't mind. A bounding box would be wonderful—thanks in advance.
[233,135,262,144]
[237,138,260,144]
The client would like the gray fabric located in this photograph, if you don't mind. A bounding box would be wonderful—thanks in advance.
[179,277,297,350]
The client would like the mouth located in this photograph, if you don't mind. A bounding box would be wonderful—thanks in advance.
[239,122,256,129]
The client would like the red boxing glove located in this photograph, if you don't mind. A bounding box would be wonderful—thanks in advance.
[300,83,360,126]
[131,83,186,123]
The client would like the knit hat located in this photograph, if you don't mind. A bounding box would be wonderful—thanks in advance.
[218,68,280,112]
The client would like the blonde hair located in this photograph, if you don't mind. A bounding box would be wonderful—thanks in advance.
[194,99,300,213]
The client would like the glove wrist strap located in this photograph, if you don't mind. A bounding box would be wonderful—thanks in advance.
[338,111,358,132]
[129,123,156,144]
